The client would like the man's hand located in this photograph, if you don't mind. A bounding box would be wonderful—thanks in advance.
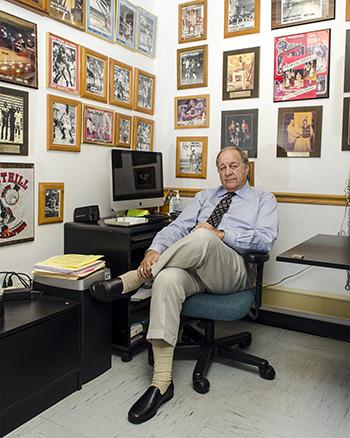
[194,222,225,240]
[138,250,160,279]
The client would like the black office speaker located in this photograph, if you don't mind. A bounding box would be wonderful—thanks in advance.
[74,205,100,224]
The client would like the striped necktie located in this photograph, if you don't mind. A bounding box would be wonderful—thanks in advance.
[206,192,235,228]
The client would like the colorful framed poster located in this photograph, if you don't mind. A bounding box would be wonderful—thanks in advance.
[109,59,133,109]
[81,47,108,103]
[178,0,207,44]
[48,0,84,30]
[223,46,260,100]
[221,109,258,158]
[85,0,116,42]
[133,68,155,115]
[344,30,350,92]
[47,33,80,95]
[224,0,260,38]
[174,94,210,129]
[0,11,38,89]
[132,116,154,151]
[272,0,335,30]
[14,0,48,13]
[115,113,132,148]
[83,104,114,146]
[341,98,350,151]
[176,136,207,178]
[177,44,208,90]
[274,29,330,102]
[38,182,64,225]
[0,87,28,156]
[137,7,157,58]
[116,0,137,50]
[0,163,34,246]
[276,106,323,157]
[47,94,81,152]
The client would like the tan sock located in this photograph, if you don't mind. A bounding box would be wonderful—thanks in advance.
[119,270,144,294]
[151,339,175,394]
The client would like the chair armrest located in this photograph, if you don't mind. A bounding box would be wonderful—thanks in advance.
[243,253,269,264]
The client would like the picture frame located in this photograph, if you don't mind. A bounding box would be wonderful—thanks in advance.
[223,46,260,100]
[224,0,260,38]
[85,0,116,42]
[344,30,350,92]
[177,44,208,90]
[341,98,350,151]
[47,94,82,152]
[0,86,28,156]
[81,47,108,103]
[115,113,132,148]
[271,0,335,30]
[47,33,80,95]
[137,7,157,58]
[176,136,207,179]
[221,109,258,158]
[274,29,330,102]
[347,1,350,21]
[12,0,48,14]
[116,0,137,50]
[48,0,84,30]
[0,162,34,246]
[178,0,207,44]
[38,182,64,225]
[83,104,115,146]
[0,11,38,89]
[276,105,323,157]
[132,116,154,151]
[109,59,133,109]
[133,68,155,115]
[174,94,210,129]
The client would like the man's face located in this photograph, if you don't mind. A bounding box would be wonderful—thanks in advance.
[217,149,249,192]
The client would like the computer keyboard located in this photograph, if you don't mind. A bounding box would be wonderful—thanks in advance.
[104,217,148,227]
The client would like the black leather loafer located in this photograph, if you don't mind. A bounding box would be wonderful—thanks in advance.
[128,382,174,424]
[89,277,124,302]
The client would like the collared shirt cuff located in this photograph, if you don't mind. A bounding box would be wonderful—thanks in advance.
[148,243,167,255]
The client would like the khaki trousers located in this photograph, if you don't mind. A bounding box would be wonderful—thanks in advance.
[146,228,247,347]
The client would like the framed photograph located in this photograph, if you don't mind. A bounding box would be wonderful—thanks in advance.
[83,104,114,146]
[85,0,116,42]
[174,94,210,129]
[81,47,108,103]
[0,11,38,89]
[109,59,133,109]
[344,30,350,92]
[47,33,80,95]
[223,46,260,100]
[274,29,330,102]
[38,182,64,225]
[132,116,154,151]
[0,87,28,156]
[224,0,260,38]
[272,0,335,30]
[48,0,84,30]
[177,44,208,90]
[221,109,258,158]
[47,94,81,152]
[0,163,34,246]
[347,1,350,21]
[115,113,132,148]
[276,106,323,157]
[341,98,350,151]
[176,136,207,179]
[137,7,157,58]
[116,0,137,50]
[13,0,48,14]
[133,68,155,115]
[178,0,207,44]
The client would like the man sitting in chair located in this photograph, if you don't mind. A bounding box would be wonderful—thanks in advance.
[90,146,278,424]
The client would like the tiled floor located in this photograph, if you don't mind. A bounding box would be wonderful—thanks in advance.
[6,321,350,438]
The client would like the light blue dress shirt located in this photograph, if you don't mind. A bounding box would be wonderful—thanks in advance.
[149,182,278,255]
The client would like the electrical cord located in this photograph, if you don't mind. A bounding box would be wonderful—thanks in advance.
[264,266,313,288]
[0,271,32,289]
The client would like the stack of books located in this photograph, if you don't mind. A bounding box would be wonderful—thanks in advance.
[130,319,149,345]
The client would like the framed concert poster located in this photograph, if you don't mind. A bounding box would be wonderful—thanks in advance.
[271,0,335,30]
[221,109,258,158]
[82,104,114,146]
[174,94,210,129]
[133,68,155,115]
[0,162,34,246]
[132,116,154,151]
[109,59,133,109]
[176,136,207,179]
[116,0,137,50]
[48,0,84,30]
[224,0,260,38]
[178,0,207,44]
[177,45,208,90]
[13,0,48,14]
[276,106,323,157]
[223,46,260,100]
[341,98,350,151]
[115,113,132,148]
[137,7,157,58]
[38,182,64,225]
[274,29,330,102]
[80,47,108,103]
[0,11,38,89]
[0,87,28,156]
[47,94,81,152]
[85,0,116,42]
[344,30,350,92]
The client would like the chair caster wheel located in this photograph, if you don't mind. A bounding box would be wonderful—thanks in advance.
[259,364,276,380]
[121,352,133,362]
[193,377,210,394]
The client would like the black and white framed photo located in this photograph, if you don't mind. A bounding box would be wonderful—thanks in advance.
[115,113,132,148]
[341,98,350,151]
[344,30,350,92]
[132,116,154,151]
[116,0,137,50]
[81,47,108,103]
[38,182,64,225]
[85,0,116,42]
[224,0,260,38]
[177,45,208,90]
[134,68,155,115]
[48,0,84,30]
[109,59,133,109]
[137,7,157,58]
[176,136,208,179]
